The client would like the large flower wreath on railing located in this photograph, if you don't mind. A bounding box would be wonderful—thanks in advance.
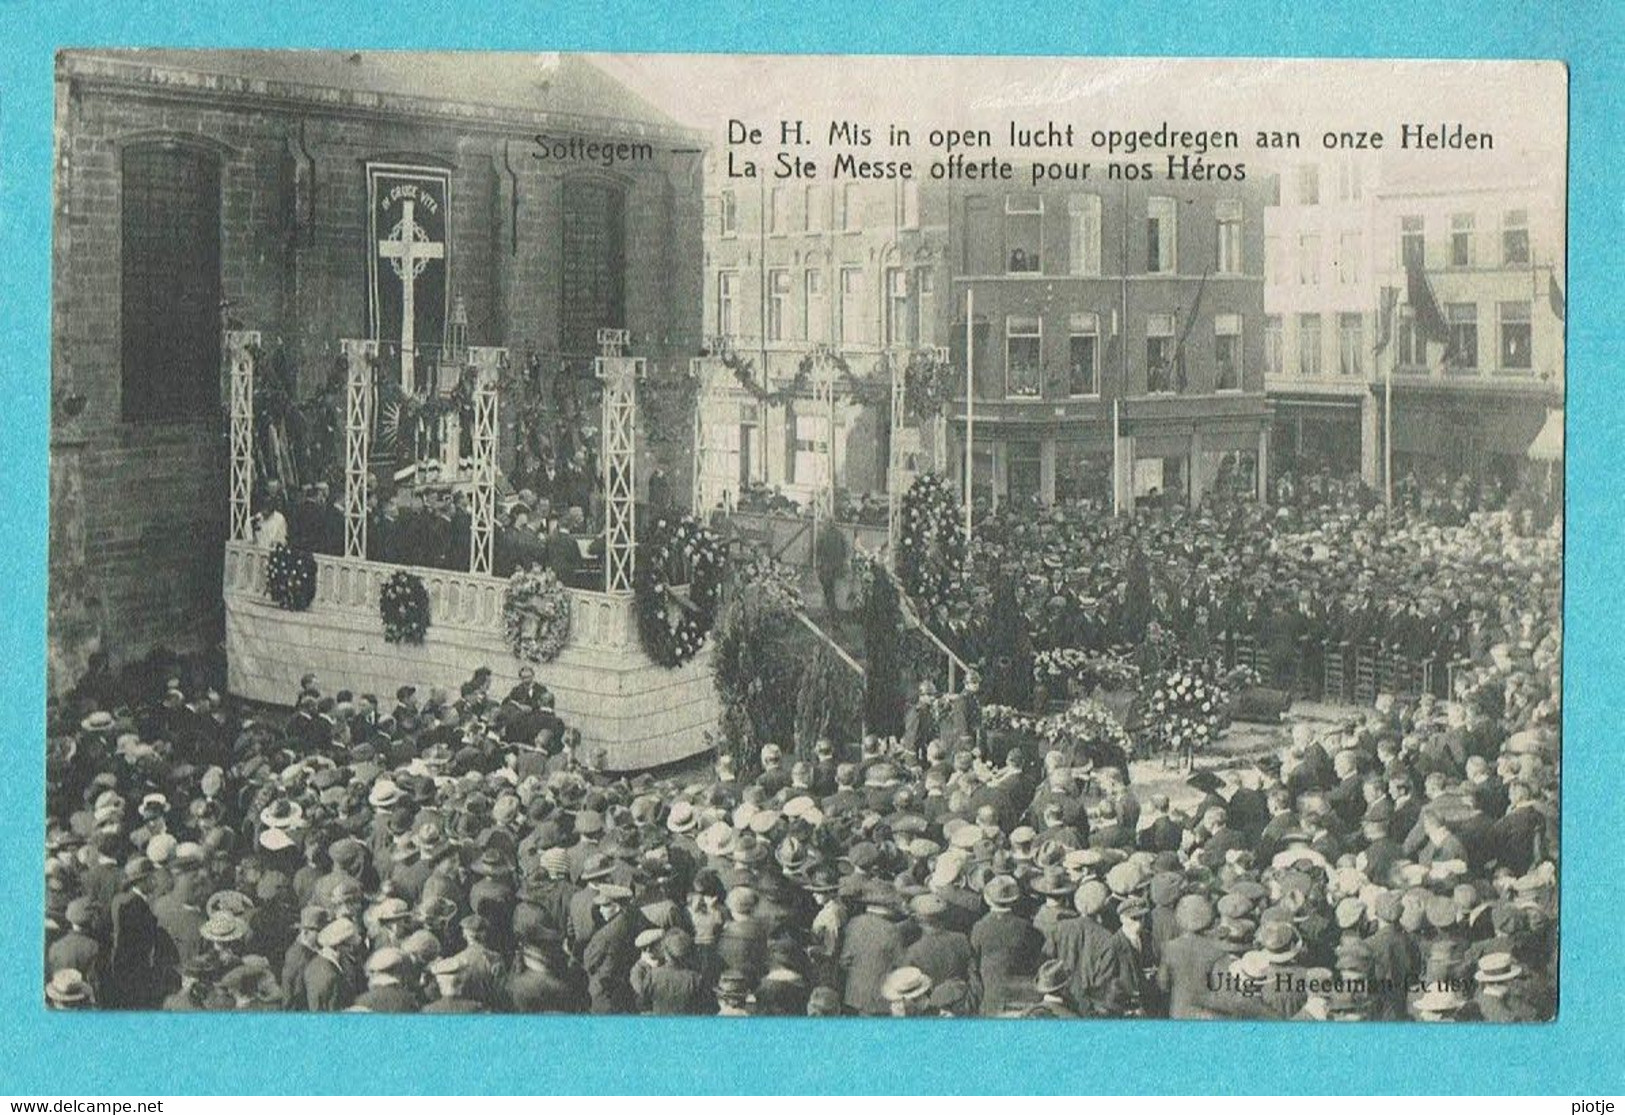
[266,544,318,612]
[379,570,431,645]
[636,514,725,668]
[503,566,572,664]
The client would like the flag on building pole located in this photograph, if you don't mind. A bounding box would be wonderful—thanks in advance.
[1373,286,1400,356]
[1404,256,1449,344]
[1548,271,1566,322]
[1170,268,1210,392]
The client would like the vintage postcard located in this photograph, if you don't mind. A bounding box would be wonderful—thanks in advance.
[45,52,1562,1023]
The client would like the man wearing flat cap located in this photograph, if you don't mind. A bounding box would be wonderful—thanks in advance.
[969,875,1043,1016]
[355,947,420,1013]
[1157,894,1229,1020]
[421,954,484,1013]
[580,882,645,1014]
[304,916,361,1012]
[902,892,976,993]
[840,881,907,1016]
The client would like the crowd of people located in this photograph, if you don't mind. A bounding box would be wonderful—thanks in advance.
[249,480,632,588]
[45,470,1560,1017]
[936,469,1561,700]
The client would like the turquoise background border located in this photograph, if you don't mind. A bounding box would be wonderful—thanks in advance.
[1,0,1618,1095]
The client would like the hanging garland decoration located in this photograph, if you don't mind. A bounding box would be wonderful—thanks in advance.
[379,570,432,645]
[635,515,725,668]
[902,347,957,424]
[502,566,573,664]
[718,347,811,407]
[266,544,318,612]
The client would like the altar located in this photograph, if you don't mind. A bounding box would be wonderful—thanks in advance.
[222,328,720,771]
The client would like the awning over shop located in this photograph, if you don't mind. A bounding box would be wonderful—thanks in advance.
[1528,407,1564,461]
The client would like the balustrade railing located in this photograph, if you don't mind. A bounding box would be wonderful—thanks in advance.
[224,541,640,653]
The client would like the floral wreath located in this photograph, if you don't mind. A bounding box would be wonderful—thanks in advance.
[636,514,725,668]
[379,570,432,645]
[266,544,317,612]
[503,566,572,664]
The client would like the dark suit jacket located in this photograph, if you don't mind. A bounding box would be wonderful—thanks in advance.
[1158,932,1232,1020]
[969,910,1043,1015]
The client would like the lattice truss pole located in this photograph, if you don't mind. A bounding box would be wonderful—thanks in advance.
[691,351,729,514]
[341,339,378,559]
[467,345,505,575]
[812,350,836,520]
[226,330,260,543]
[596,329,641,594]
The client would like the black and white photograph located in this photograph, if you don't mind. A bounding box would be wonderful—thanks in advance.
[45,51,1563,1022]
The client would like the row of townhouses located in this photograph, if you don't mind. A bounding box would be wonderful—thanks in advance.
[699,153,1563,515]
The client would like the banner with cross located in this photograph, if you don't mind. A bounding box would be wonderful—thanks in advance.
[366,161,451,392]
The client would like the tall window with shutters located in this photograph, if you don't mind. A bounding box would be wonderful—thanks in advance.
[120,143,222,422]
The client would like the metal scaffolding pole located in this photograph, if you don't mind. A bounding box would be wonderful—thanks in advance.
[467,346,505,575]
[226,330,260,543]
[596,328,642,594]
[340,339,378,560]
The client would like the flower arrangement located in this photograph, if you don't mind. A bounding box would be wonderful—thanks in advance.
[266,544,318,611]
[731,549,804,615]
[1033,647,1141,694]
[379,570,431,645]
[503,566,572,663]
[980,703,1040,736]
[1147,663,1230,756]
[1040,697,1133,763]
[636,515,725,668]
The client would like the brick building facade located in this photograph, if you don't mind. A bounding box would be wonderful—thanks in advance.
[945,174,1272,511]
[49,51,704,691]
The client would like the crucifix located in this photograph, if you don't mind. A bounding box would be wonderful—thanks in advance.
[377,199,444,393]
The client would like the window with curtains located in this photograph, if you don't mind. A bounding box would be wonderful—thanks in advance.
[1147,196,1177,274]
[767,270,790,342]
[1068,193,1102,276]
[1446,303,1479,371]
[1006,193,1043,273]
[1297,313,1323,376]
[716,272,737,338]
[1338,313,1365,377]
[1068,313,1100,396]
[1502,210,1529,265]
[1006,315,1042,397]
[1146,313,1176,393]
[120,143,222,422]
[1498,301,1532,371]
[803,270,825,341]
[1215,199,1243,274]
[1215,313,1242,391]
